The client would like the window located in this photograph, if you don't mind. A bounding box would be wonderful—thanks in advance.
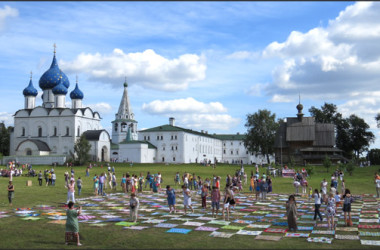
[163,147,165,151]
[21,127,25,136]
[236,150,239,154]
[175,146,178,151]
[239,142,242,145]
[161,136,163,140]
[114,123,118,132]
[175,135,177,140]
[77,126,80,136]
[144,136,146,140]
[38,127,42,137]
[223,143,225,147]
[162,157,165,162]
[171,135,173,140]
[157,135,160,140]
[246,151,248,154]
[223,150,226,154]
[171,146,174,150]
[148,136,150,141]
[26,149,32,155]
[231,150,233,155]
[173,157,176,161]
[66,127,70,136]
[231,142,233,146]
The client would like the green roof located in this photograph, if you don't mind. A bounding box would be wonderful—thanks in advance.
[139,124,245,141]
[213,134,246,140]
[112,119,138,123]
[139,124,216,138]
[111,143,119,150]
[119,140,157,149]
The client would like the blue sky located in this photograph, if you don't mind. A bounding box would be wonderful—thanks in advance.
[3,1,380,149]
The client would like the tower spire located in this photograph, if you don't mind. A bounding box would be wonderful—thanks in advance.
[53,43,56,54]
[30,71,33,80]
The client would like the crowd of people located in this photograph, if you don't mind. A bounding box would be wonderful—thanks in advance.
[6,160,380,246]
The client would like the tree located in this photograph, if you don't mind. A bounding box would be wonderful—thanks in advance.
[323,155,331,173]
[309,103,375,159]
[305,165,314,178]
[367,149,380,165]
[0,122,11,156]
[345,161,356,176]
[348,114,375,159]
[70,135,92,165]
[244,109,279,164]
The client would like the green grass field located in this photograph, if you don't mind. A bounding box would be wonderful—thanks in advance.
[0,163,379,249]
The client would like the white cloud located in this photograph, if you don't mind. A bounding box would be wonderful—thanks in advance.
[60,48,206,91]
[142,97,227,114]
[142,97,239,131]
[0,111,14,126]
[245,83,267,97]
[270,94,292,103]
[88,102,112,114]
[0,5,18,30]
[259,2,380,104]
[226,51,259,60]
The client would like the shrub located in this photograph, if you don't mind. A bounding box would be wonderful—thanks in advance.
[346,161,356,176]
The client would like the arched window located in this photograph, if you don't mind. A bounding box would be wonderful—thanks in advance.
[77,126,80,136]
[21,127,25,136]
[38,127,42,137]
[115,123,118,132]
[26,149,32,155]
[66,126,69,136]
[54,127,57,136]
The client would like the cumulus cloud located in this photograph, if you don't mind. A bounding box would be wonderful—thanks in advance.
[87,102,113,114]
[0,5,18,30]
[60,48,206,91]
[142,97,239,131]
[142,97,227,114]
[0,111,14,126]
[261,2,380,101]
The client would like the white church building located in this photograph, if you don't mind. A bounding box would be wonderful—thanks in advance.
[111,80,272,165]
[7,48,110,165]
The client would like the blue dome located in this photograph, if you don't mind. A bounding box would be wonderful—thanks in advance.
[39,54,70,90]
[52,77,68,95]
[70,83,84,100]
[23,78,38,97]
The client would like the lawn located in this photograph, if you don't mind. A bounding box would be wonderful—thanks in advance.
[0,163,379,249]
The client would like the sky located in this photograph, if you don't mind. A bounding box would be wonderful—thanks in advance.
[2,1,380,149]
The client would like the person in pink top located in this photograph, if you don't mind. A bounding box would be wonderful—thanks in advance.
[211,186,221,218]
[66,180,76,204]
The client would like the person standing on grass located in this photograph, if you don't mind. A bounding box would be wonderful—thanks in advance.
[182,185,194,214]
[286,195,297,232]
[93,174,99,196]
[112,173,117,191]
[138,173,144,193]
[66,179,76,204]
[293,179,300,195]
[201,184,208,210]
[7,181,14,206]
[166,185,176,213]
[65,201,82,246]
[108,171,112,190]
[48,171,52,186]
[375,177,380,198]
[52,171,56,186]
[129,192,139,222]
[260,178,268,200]
[343,188,353,226]
[121,174,127,193]
[38,171,43,186]
[313,189,323,221]
[145,172,151,189]
[222,184,232,221]
[76,177,82,196]
[211,186,221,218]
[341,179,345,194]
[321,178,328,201]
[98,173,105,196]
[325,192,336,230]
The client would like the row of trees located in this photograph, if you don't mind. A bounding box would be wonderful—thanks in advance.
[244,103,375,163]
[0,122,11,157]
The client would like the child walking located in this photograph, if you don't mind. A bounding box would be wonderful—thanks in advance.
[211,186,220,218]
[129,192,139,222]
[166,185,176,213]
[201,184,208,210]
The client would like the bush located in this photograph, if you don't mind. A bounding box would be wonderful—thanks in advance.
[305,165,314,178]
[346,162,356,176]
